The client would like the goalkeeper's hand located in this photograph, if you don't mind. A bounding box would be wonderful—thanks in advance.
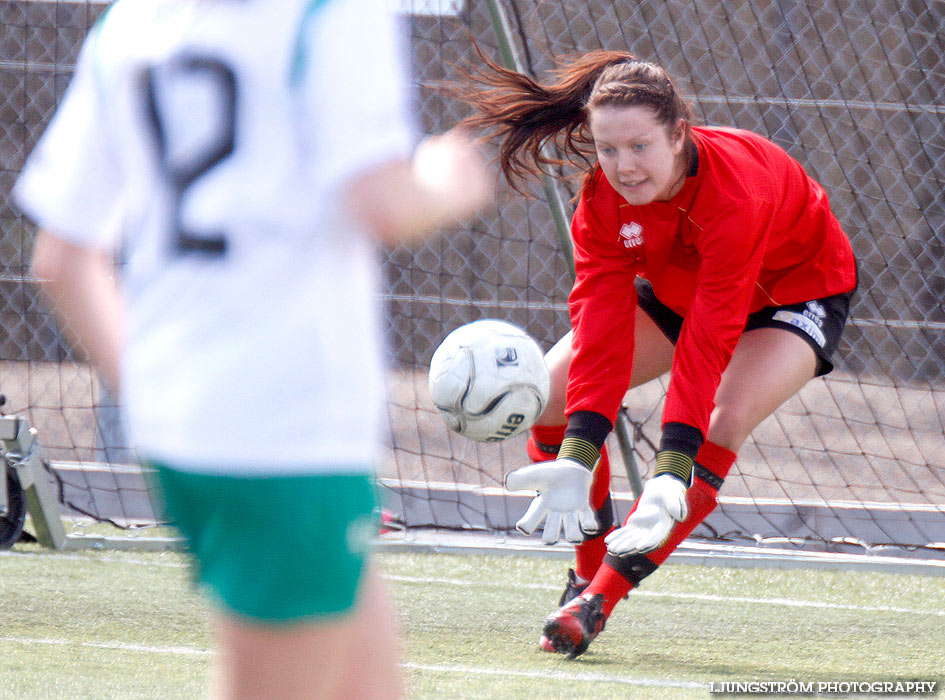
[605,474,688,555]
[504,458,599,544]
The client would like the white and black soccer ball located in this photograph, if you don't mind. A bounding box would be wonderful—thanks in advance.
[428,319,551,442]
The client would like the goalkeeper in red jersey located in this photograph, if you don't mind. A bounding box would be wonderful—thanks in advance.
[462,51,857,658]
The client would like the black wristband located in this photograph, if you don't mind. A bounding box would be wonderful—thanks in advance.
[560,410,613,470]
[564,410,612,450]
[659,422,703,460]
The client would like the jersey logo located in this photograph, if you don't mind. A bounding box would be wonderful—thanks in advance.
[619,222,644,249]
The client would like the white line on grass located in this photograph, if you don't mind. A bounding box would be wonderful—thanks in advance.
[402,662,705,690]
[384,574,945,618]
[0,636,209,656]
[6,551,938,617]
[0,636,703,690]
[0,550,189,568]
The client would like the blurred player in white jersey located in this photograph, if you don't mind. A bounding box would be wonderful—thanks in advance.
[15,0,490,698]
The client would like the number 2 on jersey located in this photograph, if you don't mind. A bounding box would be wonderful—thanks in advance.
[141,55,237,257]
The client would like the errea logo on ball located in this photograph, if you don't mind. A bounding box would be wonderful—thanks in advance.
[486,413,526,442]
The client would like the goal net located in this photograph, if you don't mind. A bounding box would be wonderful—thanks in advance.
[2,0,944,561]
[386,0,945,561]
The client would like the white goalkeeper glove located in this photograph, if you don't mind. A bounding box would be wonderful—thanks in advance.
[605,474,689,556]
[504,458,599,544]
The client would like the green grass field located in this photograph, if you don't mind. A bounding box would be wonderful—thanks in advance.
[1,540,943,699]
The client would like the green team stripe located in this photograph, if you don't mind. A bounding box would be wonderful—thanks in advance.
[558,437,600,470]
[654,450,694,482]
[290,0,333,85]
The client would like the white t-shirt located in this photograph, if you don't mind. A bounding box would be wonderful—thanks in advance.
[15,0,415,474]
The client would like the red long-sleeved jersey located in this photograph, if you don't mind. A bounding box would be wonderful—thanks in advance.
[566,126,857,438]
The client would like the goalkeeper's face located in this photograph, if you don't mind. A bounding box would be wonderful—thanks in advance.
[589,104,687,206]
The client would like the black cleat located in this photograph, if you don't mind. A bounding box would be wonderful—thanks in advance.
[539,593,606,659]
[558,568,589,606]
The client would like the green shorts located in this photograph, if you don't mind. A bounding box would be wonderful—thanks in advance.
[151,465,378,623]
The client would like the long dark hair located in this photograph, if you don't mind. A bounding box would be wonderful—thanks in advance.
[460,49,693,193]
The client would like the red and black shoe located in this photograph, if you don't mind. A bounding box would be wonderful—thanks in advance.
[558,568,589,606]
[539,593,606,659]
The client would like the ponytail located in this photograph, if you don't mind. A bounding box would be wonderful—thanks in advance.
[459,49,636,193]
[459,48,693,193]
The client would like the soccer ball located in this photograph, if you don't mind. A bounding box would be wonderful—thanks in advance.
[428,319,551,442]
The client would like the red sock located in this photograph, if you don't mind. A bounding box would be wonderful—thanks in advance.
[583,440,737,617]
[582,562,634,616]
[574,445,613,581]
[644,440,737,566]
[525,424,565,463]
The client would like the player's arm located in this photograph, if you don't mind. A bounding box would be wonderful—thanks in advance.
[342,129,492,247]
[660,204,765,450]
[506,181,637,543]
[555,177,643,474]
[565,178,640,424]
[301,0,491,248]
[31,233,122,392]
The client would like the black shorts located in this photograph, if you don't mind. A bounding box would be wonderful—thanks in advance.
[635,277,855,377]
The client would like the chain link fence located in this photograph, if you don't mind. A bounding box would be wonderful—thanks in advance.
[387,0,945,556]
[2,1,944,557]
